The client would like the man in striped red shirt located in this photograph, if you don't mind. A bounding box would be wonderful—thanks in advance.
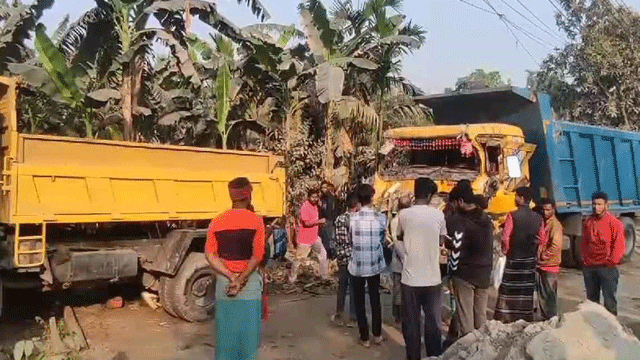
[205,177,265,360]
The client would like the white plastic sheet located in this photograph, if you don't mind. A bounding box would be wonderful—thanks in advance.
[492,255,506,289]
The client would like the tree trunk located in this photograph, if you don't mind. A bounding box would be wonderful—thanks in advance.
[621,95,631,129]
[221,132,228,149]
[324,102,335,181]
[185,0,192,32]
[376,94,385,148]
[121,59,144,142]
[132,59,143,141]
[121,67,134,141]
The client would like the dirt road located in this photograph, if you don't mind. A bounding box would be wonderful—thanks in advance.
[2,260,640,360]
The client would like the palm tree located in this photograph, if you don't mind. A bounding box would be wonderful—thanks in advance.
[332,0,427,142]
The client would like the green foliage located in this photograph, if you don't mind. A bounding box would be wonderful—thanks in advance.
[454,69,508,91]
[538,0,640,128]
[216,62,232,148]
[0,0,54,71]
[34,23,83,107]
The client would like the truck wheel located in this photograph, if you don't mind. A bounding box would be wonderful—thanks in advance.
[0,276,3,319]
[163,252,216,322]
[571,236,584,269]
[562,247,578,268]
[159,276,178,318]
[620,217,636,263]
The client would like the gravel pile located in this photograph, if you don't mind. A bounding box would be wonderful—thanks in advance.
[438,301,640,360]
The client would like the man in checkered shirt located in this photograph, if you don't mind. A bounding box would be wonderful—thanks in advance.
[330,192,360,326]
[348,184,387,348]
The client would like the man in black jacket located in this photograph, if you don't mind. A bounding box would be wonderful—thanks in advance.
[494,187,543,323]
[445,188,493,339]
[320,181,339,259]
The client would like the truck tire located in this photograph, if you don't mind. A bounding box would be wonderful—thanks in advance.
[159,275,178,318]
[571,236,583,269]
[0,275,3,319]
[162,252,216,322]
[620,217,636,263]
[561,246,578,268]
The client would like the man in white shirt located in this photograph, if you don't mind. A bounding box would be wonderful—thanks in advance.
[397,177,447,359]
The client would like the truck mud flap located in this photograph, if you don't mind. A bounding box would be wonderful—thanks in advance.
[51,249,138,283]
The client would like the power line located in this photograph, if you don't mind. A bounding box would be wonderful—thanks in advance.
[458,0,554,58]
[504,18,555,51]
[546,0,564,16]
[515,0,564,40]
[481,0,540,65]
[499,0,565,44]
[602,0,634,38]
[609,0,635,31]
[457,0,493,15]
[458,0,555,48]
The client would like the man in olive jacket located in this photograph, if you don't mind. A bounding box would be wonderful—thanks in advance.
[535,198,563,320]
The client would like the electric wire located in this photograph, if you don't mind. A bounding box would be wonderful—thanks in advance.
[514,0,564,40]
[499,0,566,44]
[481,0,540,65]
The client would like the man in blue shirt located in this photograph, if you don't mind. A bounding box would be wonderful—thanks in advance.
[348,184,387,348]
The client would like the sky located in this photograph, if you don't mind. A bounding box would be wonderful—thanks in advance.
[38,0,640,94]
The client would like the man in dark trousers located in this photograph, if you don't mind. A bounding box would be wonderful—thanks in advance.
[445,189,493,339]
[535,198,563,320]
[320,181,339,259]
[582,192,626,315]
[397,178,447,358]
[331,192,359,326]
[348,184,387,348]
[494,187,543,323]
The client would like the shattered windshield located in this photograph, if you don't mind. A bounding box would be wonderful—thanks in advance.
[380,137,480,181]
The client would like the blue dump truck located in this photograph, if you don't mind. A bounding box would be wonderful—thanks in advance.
[415,88,637,267]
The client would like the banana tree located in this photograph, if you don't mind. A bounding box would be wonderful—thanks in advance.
[9,23,122,138]
[213,35,237,149]
[50,0,271,141]
[327,0,427,141]
[0,0,54,71]
[298,0,380,182]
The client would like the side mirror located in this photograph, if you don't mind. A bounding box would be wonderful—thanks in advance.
[506,156,522,178]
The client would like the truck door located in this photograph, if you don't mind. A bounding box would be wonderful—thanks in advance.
[504,143,536,191]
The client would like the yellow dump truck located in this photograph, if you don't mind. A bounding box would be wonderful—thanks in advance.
[0,77,286,321]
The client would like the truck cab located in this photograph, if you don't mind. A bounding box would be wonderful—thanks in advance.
[374,123,536,217]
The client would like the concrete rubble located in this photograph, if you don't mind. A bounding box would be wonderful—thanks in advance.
[437,301,640,360]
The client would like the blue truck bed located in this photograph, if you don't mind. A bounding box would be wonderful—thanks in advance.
[546,121,640,215]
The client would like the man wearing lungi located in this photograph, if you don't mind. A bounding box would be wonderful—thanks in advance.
[494,187,544,323]
[205,177,265,360]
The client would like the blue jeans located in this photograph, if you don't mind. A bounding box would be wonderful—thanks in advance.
[583,267,619,315]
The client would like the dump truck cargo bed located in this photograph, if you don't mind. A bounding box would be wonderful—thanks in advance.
[0,78,285,226]
[546,121,640,215]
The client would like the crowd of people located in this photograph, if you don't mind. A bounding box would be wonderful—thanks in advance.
[202,176,627,360]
